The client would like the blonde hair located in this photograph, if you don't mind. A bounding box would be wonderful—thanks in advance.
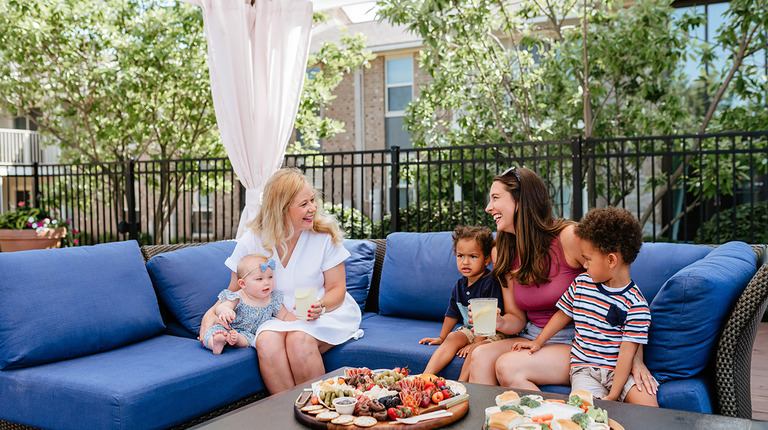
[246,168,344,257]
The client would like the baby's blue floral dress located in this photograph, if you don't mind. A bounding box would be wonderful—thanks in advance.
[203,289,284,349]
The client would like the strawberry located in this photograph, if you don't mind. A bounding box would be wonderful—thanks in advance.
[387,406,414,420]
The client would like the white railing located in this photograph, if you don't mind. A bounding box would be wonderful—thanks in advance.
[0,129,60,164]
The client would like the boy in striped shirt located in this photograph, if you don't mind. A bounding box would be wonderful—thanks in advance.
[513,207,658,406]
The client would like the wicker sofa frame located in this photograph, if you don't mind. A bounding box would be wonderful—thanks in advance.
[0,240,765,429]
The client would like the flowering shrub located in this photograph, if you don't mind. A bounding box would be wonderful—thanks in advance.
[0,202,71,234]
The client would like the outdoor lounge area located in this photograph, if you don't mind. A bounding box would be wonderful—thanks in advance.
[2,0,768,429]
[0,233,766,429]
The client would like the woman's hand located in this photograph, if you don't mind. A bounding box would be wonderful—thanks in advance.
[217,308,235,329]
[199,272,240,340]
[632,346,658,394]
[306,300,324,321]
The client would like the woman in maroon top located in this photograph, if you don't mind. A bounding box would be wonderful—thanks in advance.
[468,167,657,395]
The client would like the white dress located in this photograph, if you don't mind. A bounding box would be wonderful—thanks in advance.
[225,229,364,346]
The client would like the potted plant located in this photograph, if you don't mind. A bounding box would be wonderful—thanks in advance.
[0,202,71,252]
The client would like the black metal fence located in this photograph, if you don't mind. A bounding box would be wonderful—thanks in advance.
[3,130,767,245]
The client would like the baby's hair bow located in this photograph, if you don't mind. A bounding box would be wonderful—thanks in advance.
[260,259,276,272]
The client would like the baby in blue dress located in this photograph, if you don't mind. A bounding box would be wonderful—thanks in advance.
[203,253,296,354]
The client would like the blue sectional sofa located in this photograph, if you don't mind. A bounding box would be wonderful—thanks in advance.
[0,233,766,429]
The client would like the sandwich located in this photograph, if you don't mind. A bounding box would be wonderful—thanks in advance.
[487,410,531,430]
[569,389,593,407]
[548,418,582,430]
[494,390,521,406]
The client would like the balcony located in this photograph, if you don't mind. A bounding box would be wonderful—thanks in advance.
[0,128,59,165]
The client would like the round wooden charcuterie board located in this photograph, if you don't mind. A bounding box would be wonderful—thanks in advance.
[294,398,469,430]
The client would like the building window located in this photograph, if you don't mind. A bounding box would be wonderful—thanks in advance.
[13,109,41,131]
[192,193,212,237]
[385,56,413,149]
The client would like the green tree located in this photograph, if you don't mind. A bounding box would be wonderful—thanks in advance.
[378,0,768,233]
[0,0,223,243]
[378,0,695,213]
[0,3,373,242]
[290,12,375,154]
[638,0,768,227]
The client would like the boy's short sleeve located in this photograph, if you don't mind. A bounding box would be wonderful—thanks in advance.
[556,278,578,318]
[622,298,651,344]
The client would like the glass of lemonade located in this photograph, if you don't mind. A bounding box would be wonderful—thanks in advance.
[294,286,318,319]
[469,298,497,337]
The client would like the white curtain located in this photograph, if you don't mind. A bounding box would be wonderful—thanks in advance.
[182,0,313,238]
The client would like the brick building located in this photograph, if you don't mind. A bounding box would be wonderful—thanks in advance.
[307,5,426,153]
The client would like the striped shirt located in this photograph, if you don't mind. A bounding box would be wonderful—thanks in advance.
[557,273,651,370]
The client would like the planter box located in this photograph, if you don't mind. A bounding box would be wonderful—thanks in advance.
[0,227,67,252]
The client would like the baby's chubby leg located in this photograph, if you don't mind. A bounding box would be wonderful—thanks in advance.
[226,330,239,345]
[227,329,250,348]
[210,330,228,355]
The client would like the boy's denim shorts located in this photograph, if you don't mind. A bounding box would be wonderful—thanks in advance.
[518,321,575,345]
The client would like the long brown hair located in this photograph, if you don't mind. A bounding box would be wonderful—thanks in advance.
[490,167,574,286]
[246,168,343,257]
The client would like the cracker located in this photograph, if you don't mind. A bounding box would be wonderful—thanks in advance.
[353,416,378,428]
[316,411,340,422]
[331,414,355,425]
[308,407,328,415]
[300,404,324,413]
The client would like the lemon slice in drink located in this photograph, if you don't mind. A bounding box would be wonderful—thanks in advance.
[473,307,491,319]
[295,288,314,299]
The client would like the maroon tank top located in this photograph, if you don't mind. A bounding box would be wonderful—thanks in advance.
[511,236,583,327]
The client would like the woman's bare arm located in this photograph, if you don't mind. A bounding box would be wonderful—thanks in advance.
[497,274,527,335]
[198,271,240,339]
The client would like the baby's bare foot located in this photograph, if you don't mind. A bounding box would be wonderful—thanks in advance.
[210,330,227,355]
[227,330,239,345]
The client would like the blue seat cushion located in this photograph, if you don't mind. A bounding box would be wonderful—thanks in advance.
[323,314,463,380]
[378,232,460,321]
[0,241,164,370]
[630,242,712,303]
[146,241,237,337]
[645,241,757,383]
[656,376,713,413]
[343,239,377,311]
[0,335,264,430]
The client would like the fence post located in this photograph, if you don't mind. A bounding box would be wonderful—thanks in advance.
[32,162,40,207]
[125,160,138,241]
[389,146,400,233]
[571,137,583,221]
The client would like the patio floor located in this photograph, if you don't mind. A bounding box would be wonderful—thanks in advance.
[752,321,768,420]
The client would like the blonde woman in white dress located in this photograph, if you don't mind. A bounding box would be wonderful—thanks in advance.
[199,168,363,393]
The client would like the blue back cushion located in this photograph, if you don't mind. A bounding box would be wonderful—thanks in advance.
[146,241,237,337]
[0,241,164,370]
[630,242,712,302]
[378,232,459,321]
[645,241,757,382]
[343,239,376,311]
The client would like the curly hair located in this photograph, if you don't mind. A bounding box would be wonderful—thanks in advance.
[452,225,494,257]
[575,207,643,264]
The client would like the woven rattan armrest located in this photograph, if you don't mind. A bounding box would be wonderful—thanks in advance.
[715,245,768,418]
[140,242,207,262]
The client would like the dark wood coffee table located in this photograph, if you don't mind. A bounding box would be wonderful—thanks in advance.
[190,368,768,429]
